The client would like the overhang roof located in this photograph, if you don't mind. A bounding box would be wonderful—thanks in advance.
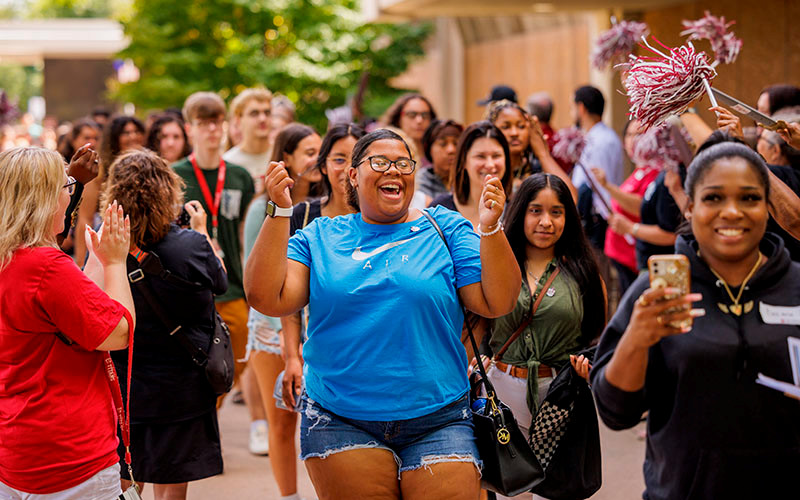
[0,18,127,63]
[364,0,689,21]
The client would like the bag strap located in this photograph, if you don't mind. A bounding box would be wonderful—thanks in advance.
[493,267,560,361]
[421,210,497,399]
[302,200,311,229]
[127,252,209,366]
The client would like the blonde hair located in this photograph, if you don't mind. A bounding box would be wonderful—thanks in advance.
[230,88,273,118]
[0,147,65,270]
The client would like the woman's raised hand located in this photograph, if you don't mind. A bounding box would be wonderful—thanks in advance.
[711,105,743,139]
[478,175,506,230]
[625,287,704,349]
[528,115,550,156]
[265,161,294,208]
[86,200,130,267]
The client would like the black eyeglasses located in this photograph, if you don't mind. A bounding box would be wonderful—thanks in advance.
[361,155,416,174]
[63,176,77,195]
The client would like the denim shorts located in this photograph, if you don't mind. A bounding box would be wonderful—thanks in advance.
[243,309,281,360]
[299,393,481,477]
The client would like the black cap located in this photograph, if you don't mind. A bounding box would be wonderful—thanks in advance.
[477,85,518,106]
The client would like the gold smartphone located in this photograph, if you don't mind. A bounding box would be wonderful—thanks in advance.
[647,254,692,329]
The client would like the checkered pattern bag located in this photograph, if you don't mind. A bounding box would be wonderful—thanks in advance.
[529,400,574,470]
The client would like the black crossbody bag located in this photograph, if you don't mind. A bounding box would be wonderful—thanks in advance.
[422,211,545,496]
[127,251,234,396]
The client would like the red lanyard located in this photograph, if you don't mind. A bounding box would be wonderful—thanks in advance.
[103,308,135,476]
[190,154,226,241]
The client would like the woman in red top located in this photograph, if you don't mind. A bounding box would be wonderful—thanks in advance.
[592,119,660,294]
[0,147,135,498]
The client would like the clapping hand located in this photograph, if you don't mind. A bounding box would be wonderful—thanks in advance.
[85,201,130,267]
[67,143,100,185]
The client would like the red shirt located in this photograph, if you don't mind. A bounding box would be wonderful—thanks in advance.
[0,247,126,493]
[604,167,660,272]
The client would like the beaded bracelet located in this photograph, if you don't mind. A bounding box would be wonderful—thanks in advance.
[477,222,504,237]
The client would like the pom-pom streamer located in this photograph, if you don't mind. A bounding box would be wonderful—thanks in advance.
[592,20,650,70]
[550,127,586,165]
[631,124,683,171]
[681,11,742,65]
[624,38,716,130]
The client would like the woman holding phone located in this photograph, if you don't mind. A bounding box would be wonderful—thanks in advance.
[591,142,800,499]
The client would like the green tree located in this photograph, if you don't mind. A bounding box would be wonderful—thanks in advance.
[0,64,43,113]
[112,0,431,131]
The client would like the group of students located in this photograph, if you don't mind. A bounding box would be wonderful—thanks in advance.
[0,77,799,500]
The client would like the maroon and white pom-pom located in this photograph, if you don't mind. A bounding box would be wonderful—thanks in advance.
[680,11,742,65]
[591,20,650,70]
[625,38,716,130]
[631,125,682,170]
[550,127,586,165]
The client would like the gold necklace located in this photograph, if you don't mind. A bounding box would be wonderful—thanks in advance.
[706,252,763,316]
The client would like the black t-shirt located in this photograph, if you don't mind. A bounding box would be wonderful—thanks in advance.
[112,225,227,423]
[767,164,800,261]
[429,192,457,211]
[636,166,687,271]
[290,199,323,237]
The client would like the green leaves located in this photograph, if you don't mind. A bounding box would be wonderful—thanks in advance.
[113,0,431,131]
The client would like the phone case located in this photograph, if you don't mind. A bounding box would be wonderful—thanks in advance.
[647,254,691,328]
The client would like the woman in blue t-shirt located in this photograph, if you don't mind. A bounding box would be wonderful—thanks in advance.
[245,129,521,499]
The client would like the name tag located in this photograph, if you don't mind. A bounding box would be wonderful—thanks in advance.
[759,302,800,325]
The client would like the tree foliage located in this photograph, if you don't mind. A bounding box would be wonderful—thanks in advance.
[113,0,431,131]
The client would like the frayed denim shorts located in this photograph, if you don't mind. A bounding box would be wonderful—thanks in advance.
[299,393,481,477]
[243,309,282,361]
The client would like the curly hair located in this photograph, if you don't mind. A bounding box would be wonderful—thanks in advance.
[484,99,528,123]
[100,149,184,247]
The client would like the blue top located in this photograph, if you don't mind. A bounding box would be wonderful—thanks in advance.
[571,121,624,216]
[287,206,482,420]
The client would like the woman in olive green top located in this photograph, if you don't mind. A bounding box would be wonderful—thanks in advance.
[488,174,606,436]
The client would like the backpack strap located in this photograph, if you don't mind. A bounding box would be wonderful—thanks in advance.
[127,251,208,366]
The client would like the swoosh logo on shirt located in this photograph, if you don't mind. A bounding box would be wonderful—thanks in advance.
[351,238,415,261]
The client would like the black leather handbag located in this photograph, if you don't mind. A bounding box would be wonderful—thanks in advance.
[423,211,545,496]
[128,251,234,396]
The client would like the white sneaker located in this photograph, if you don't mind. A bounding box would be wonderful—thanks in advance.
[249,420,269,456]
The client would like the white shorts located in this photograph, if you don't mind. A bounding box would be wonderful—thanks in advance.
[485,363,554,436]
[0,464,121,500]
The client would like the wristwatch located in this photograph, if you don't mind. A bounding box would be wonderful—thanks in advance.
[266,200,293,218]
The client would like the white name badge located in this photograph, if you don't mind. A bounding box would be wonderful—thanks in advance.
[759,302,800,326]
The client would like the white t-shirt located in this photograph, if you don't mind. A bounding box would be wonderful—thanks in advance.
[223,146,270,190]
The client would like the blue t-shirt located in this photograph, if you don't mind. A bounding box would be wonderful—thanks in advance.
[287,206,482,420]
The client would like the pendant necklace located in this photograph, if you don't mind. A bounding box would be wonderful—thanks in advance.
[706,252,763,316]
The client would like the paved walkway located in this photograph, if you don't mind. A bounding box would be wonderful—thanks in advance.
[137,398,646,499]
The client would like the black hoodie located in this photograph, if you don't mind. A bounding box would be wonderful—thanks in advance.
[592,233,800,500]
